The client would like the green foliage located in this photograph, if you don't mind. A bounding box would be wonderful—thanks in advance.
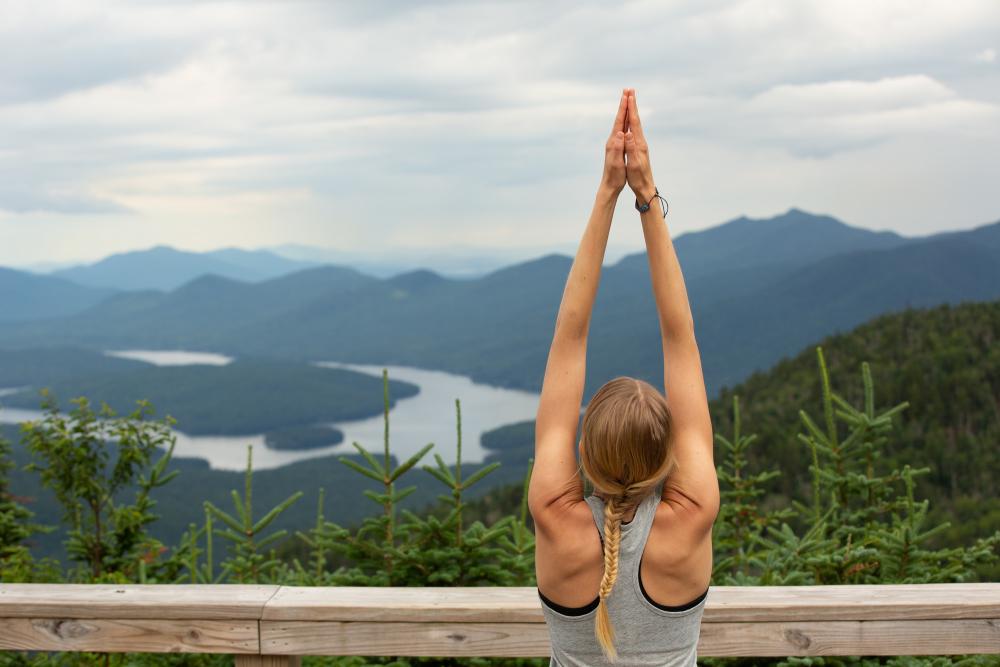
[18,390,178,582]
[703,346,1000,667]
[711,394,795,582]
[280,371,534,595]
[201,445,304,584]
[711,301,1000,569]
[0,431,61,582]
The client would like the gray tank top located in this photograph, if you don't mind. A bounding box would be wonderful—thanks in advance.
[537,482,708,666]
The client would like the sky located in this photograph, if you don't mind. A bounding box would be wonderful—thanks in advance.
[1,0,999,267]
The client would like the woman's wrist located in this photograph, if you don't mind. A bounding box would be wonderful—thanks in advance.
[597,183,622,203]
[632,182,657,204]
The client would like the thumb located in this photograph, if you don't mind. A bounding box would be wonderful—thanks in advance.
[624,130,635,153]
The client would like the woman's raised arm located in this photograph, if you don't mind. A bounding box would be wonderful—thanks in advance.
[624,89,718,518]
[528,90,629,519]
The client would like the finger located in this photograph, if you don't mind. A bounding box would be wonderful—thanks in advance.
[613,133,625,163]
[623,89,632,136]
[625,134,638,164]
[627,89,644,141]
[610,90,628,137]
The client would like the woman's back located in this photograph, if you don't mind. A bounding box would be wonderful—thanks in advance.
[530,88,719,667]
[537,482,710,666]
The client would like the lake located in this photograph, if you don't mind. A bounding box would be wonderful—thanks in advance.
[0,350,542,471]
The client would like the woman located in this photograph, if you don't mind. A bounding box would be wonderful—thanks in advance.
[529,88,719,666]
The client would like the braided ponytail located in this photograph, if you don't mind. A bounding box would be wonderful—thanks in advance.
[594,486,643,662]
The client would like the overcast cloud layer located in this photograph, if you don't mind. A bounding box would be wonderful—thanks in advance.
[2,0,998,266]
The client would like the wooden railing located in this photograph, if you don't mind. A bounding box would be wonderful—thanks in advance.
[1,583,998,663]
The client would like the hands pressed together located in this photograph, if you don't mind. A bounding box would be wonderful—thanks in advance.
[602,88,656,205]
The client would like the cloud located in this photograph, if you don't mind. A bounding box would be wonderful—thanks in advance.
[974,48,996,63]
[0,186,129,215]
[0,1,200,104]
[0,0,999,263]
[737,75,998,156]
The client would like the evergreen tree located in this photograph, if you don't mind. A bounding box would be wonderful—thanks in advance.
[19,390,178,583]
[0,431,61,582]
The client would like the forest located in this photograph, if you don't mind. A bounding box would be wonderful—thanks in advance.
[2,301,999,666]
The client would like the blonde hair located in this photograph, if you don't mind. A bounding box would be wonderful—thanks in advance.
[577,376,677,663]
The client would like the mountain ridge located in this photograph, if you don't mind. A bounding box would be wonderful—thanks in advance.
[50,245,319,291]
[3,208,999,398]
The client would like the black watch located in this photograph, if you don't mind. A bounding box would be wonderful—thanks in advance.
[635,187,668,217]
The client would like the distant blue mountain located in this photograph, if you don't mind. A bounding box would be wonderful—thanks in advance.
[692,221,1000,389]
[0,267,117,322]
[266,242,557,280]
[14,264,378,344]
[616,207,908,277]
[204,248,320,276]
[51,245,319,291]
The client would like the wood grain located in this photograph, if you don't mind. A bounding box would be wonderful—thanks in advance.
[259,584,1000,623]
[697,619,1000,656]
[260,621,552,657]
[259,618,1000,657]
[0,584,279,620]
[0,618,258,653]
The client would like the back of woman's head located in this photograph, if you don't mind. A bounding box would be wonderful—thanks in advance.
[578,376,676,662]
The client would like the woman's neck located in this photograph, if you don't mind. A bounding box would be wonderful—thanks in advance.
[594,492,640,523]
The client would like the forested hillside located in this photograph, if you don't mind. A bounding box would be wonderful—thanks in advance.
[711,300,1000,548]
[474,300,1000,551]
[1,352,419,435]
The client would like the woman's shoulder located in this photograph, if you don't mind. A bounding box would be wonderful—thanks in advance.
[646,492,717,568]
[533,495,602,546]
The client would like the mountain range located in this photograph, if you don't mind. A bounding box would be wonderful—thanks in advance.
[50,245,320,291]
[1,246,324,322]
[2,208,998,397]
